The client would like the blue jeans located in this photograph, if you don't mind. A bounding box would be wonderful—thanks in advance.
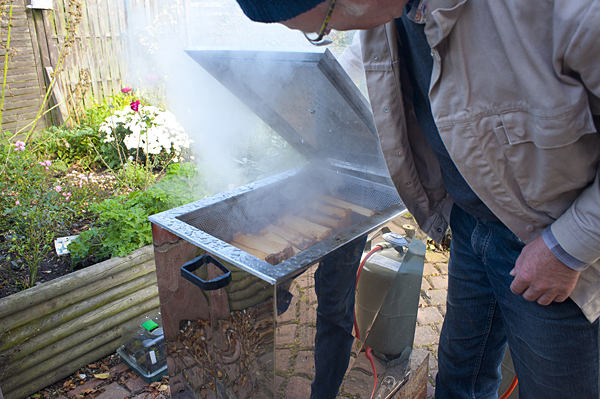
[436,205,599,399]
[311,236,367,399]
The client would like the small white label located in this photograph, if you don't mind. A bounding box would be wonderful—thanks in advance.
[54,235,80,255]
[367,254,401,272]
[149,351,157,364]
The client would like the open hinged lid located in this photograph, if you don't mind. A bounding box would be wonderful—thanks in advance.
[185,47,391,185]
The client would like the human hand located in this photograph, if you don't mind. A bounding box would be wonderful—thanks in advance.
[510,235,581,305]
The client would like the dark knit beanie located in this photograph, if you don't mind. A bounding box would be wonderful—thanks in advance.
[236,0,327,23]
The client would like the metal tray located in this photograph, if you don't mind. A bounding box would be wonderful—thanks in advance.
[149,166,404,283]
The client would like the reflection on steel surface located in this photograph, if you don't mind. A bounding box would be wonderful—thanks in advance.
[156,229,421,398]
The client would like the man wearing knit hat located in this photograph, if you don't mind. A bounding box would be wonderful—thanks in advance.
[235,1,600,398]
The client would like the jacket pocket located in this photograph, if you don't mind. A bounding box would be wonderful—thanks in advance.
[494,106,600,214]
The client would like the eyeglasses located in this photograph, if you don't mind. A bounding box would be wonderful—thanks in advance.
[304,0,337,46]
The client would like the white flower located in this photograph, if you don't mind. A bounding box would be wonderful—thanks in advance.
[100,104,191,159]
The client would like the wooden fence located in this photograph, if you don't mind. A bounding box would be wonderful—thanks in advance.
[42,0,191,124]
[0,0,192,135]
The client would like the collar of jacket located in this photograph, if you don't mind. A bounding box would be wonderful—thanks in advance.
[424,0,467,47]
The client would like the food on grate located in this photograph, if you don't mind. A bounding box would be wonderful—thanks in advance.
[304,212,347,231]
[260,225,314,250]
[305,201,353,231]
[279,215,333,241]
[231,232,293,265]
[308,202,353,220]
[230,241,275,264]
[320,195,375,217]
[229,197,375,265]
[261,232,303,255]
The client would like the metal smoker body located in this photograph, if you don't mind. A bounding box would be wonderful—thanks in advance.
[150,48,424,398]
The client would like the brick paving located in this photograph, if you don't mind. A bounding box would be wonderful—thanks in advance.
[417,243,450,398]
[50,358,169,399]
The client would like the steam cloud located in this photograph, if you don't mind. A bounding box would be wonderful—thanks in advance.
[123,0,315,195]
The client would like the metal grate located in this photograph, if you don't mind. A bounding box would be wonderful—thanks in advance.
[180,172,400,244]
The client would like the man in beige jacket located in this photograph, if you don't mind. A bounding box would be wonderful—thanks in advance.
[235,0,600,398]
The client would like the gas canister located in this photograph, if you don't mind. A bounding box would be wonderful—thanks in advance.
[355,227,426,364]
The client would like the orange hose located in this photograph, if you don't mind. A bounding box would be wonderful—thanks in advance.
[354,245,383,340]
[354,245,383,399]
[499,376,518,399]
[365,346,377,399]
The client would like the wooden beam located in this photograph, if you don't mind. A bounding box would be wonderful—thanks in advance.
[44,66,69,124]
[23,0,51,131]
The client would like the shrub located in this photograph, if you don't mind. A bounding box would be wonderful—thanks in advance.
[37,126,103,169]
[68,162,209,265]
[99,101,190,169]
[79,89,137,132]
[0,142,78,287]
[0,139,123,287]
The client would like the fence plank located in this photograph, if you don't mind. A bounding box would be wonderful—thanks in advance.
[105,0,122,94]
[77,0,99,102]
[0,0,49,135]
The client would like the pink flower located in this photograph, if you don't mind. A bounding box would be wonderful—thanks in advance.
[54,185,62,193]
[130,100,140,112]
[15,200,20,205]
[62,192,72,200]
[14,141,25,151]
[121,87,132,93]
[45,160,51,167]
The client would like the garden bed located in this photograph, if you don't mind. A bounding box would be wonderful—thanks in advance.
[0,245,159,399]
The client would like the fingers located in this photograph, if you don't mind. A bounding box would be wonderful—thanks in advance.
[520,287,555,306]
[511,275,570,305]
[509,235,581,306]
[509,275,528,296]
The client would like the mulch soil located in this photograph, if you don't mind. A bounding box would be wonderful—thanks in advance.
[27,353,171,399]
[0,247,74,299]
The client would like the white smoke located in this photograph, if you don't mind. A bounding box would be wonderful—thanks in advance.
[123,0,316,194]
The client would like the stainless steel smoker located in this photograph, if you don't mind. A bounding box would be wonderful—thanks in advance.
[149,48,425,399]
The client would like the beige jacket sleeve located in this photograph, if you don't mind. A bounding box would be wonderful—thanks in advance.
[550,2,600,265]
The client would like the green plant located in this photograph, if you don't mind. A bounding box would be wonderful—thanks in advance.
[68,162,209,264]
[0,139,119,287]
[79,89,137,130]
[118,163,157,190]
[36,126,103,169]
[155,162,210,205]
[0,143,75,287]
[68,189,168,265]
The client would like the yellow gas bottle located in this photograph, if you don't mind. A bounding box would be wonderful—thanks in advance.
[355,230,426,364]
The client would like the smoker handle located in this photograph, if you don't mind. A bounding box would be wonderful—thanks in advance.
[181,255,232,291]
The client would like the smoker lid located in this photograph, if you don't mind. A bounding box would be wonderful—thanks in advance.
[185,47,391,184]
